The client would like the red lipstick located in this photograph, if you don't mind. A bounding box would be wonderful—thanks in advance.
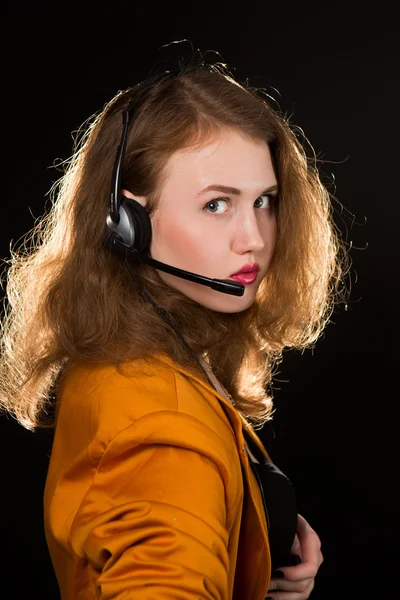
[230,263,260,285]
[230,263,260,276]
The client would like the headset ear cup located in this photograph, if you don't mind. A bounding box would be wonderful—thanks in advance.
[111,197,152,253]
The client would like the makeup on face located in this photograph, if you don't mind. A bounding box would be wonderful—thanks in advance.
[127,128,278,313]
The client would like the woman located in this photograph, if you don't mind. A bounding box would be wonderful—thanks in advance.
[0,59,347,599]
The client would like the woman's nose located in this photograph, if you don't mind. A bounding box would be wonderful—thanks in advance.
[231,214,266,253]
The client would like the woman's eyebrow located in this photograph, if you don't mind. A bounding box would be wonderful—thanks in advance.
[197,184,279,196]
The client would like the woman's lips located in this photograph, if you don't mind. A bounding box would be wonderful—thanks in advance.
[230,272,258,285]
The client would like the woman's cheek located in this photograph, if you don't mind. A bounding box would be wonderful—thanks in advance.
[151,217,198,262]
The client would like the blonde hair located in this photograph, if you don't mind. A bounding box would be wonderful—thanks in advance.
[0,62,350,432]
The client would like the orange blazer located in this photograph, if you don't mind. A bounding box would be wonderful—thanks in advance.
[44,352,272,599]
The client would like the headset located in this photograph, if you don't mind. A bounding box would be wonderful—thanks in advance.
[105,70,245,297]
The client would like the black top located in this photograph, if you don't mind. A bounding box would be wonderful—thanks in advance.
[242,427,298,570]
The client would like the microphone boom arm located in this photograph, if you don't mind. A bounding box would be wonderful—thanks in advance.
[108,235,245,297]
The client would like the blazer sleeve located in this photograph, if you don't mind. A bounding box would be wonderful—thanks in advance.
[68,410,232,600]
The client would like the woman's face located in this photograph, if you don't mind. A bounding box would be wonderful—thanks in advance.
[123,128,278,313]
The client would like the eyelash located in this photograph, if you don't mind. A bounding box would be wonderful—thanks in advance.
[202,194,278,215]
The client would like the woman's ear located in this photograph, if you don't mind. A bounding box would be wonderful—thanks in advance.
[121,188,147,208]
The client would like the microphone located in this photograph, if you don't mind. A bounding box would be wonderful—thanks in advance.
[107,234,245,297]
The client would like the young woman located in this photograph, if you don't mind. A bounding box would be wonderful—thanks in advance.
[0,60,347,599]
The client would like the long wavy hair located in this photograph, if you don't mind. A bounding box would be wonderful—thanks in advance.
[0,60,350,432]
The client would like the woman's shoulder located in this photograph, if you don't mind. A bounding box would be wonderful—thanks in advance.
[52,353,236,472]
[55,352,223,441]
[60,354,175,389]
[57,354,180,422]
[51,355,183,464]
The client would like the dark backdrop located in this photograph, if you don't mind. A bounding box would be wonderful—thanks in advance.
[1,2,398,598]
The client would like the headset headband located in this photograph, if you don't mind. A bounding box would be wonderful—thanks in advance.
[108,70,178,225]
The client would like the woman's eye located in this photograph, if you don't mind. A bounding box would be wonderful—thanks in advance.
[203,198,229,214]
[256,194,276,209]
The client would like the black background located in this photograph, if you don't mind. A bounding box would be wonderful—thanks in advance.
[1,2,398,598]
